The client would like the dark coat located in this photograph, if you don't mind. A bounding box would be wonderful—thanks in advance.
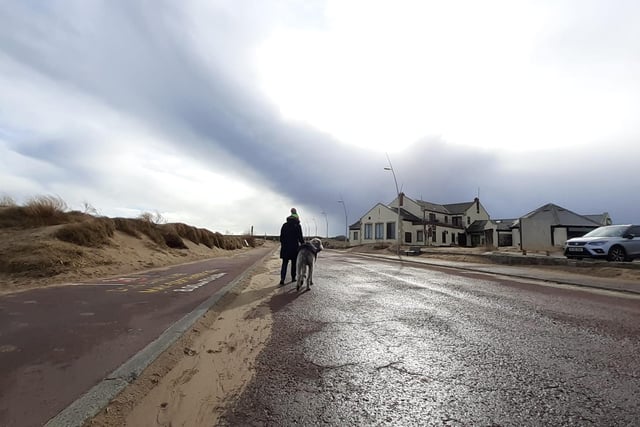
[280,216,304,259]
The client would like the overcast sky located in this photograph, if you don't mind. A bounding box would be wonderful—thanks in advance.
[1,1,639,236]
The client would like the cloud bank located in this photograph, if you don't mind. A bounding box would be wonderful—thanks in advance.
[1,1,639,236]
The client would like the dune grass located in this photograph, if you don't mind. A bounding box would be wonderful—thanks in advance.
[54,217,116,247]
[0,195,17,207]
[0,195,83,228]
[0,195,256,250]
[0,242,86,276]
[0,196,261,283]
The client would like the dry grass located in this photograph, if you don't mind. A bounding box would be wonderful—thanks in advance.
[54,218,116,247]
[169,222,256,250]
[0,240,87,276]
[0,195,93,228]
[109,219,250,250]
[0,195,17,207]
[160,224,188,249]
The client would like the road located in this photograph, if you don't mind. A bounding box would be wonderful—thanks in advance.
[222,250,640,426]
[0,246,271,427]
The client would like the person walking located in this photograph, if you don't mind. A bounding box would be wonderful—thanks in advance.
[279,208,304,285]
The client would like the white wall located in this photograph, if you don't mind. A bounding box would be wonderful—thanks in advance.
[520,218,554,251]
[512,229,521,248]
[358,204,400,245]
[463,199,491,225]
[553,227,568,247]
[389,194,422,218]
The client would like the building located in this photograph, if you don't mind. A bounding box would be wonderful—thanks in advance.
[348,194,491,247]
[513,203,607,251]
[349,197,612,251]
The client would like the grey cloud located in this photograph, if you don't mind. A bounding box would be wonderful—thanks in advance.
[1,1,639,235]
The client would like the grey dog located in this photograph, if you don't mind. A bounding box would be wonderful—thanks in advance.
[296,238,323,291]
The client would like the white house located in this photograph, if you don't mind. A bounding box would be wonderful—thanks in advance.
[349,194,492,247]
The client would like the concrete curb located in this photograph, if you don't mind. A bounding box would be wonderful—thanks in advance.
[45,248,275,427]
[389,248,640,270]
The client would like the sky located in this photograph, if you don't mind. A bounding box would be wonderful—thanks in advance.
[1,0,639,237]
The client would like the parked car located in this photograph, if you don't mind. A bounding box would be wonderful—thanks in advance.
[564,224,640,262]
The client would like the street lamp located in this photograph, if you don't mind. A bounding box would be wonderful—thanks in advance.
[337,197,348,246]
[384,152,401,256]
[321,211,329,239]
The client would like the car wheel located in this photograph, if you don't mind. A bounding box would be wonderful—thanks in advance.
[607,245,627,262]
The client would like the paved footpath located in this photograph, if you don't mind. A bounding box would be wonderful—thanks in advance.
[0,246,272,427]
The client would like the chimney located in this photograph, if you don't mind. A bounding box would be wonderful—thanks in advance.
[474,197,479,214]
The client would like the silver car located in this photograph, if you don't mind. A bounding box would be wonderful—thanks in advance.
[564,224,640,262]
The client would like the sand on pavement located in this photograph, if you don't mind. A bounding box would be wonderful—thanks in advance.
[87,253,282,426]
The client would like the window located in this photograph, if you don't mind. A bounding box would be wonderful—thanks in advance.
[452,216,462,226]
[405,232,412,243]
[442,231,447,244]
[467,216,471,225]
[444,215,448,224]
[353,231,359,241]
[429,213,436,222]
[417,230,424,242]
[386,222,396,239]
[364,224,372,239]
[451,233,456,244]
[375,223,384,239]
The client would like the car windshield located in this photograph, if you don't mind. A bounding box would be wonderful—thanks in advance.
[582,225,628,238]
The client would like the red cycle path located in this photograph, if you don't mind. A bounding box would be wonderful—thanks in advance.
[0,246,272,427]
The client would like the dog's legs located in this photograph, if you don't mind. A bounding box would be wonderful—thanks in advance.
[306,262,313,290]
[296,257,305,292]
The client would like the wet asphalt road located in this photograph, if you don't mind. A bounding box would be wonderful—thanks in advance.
[0,246,271,427]
[223,250,640,426]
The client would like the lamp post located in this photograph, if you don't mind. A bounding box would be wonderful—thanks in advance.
[337,197,348,246]
[321,211,329,238]
[384,152,401,256]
